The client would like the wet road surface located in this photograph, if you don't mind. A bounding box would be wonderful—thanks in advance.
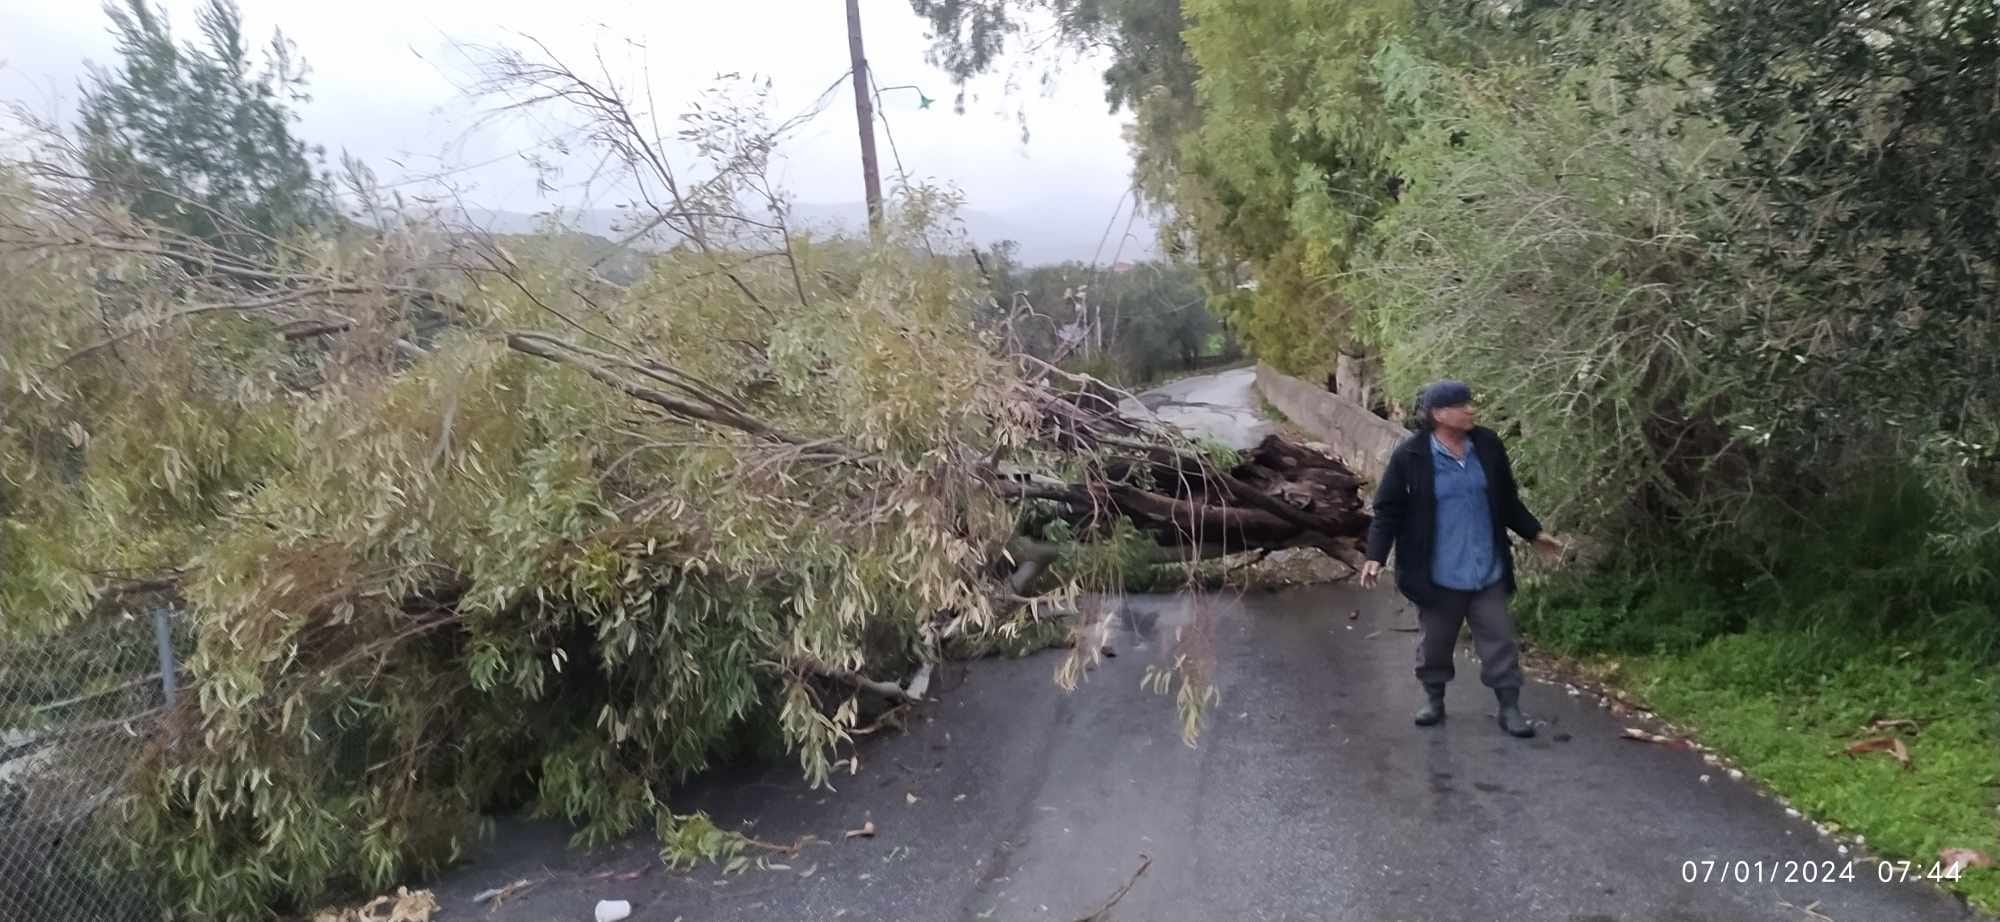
[1116,366,1275,451]
[428,588,1977,922]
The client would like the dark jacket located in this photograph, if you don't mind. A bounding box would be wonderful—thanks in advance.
[1365,426,1543,608]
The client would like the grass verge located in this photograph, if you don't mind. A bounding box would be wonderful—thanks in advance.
[1630,639,1995,913]
[1521,560,2000,914]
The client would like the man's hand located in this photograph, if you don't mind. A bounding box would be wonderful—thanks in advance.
[1532,531,1567,564]
[1359,559,1383,589]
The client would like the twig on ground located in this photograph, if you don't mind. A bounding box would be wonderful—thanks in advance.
[743,833,818,857]
[471,879,536,904]
[1073,854,1152,922]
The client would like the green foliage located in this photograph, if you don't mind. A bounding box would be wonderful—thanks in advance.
[1687,0,2000,571]
[1180,0,1408,255]
[1344,3,2000,569]
[1523,472,2000,664]
[78,0,332,254]
[0,178,302,635]
[1690,0,2000,441]
[1352,39,1754,541]
[980,255,1235,385]
[908,0,1194,117]
[904,0,1389,372]
[1215,239,1343,377]
[1048,516,1158,589]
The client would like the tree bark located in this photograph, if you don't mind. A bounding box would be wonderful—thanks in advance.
[993,432,1369,556]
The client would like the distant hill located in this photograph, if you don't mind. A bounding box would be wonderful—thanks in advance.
[458,201,1159,268]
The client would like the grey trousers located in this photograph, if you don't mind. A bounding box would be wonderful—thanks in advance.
[1415,584,1523,689]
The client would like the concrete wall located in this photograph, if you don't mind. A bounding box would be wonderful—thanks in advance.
[1332,351,1375,416]
[1255,364,1409,482]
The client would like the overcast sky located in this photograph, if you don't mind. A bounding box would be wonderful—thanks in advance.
[1,0,1142,239]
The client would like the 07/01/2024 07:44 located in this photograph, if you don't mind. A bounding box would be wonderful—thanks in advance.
[1679,858,1966,885]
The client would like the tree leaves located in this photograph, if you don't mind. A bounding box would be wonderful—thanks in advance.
[78,0,332,256]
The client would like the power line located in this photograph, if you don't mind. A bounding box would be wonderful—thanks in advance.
[1088,186,1133,271]
[868,72,912,188]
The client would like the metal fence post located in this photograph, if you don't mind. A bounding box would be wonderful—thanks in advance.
[151,606,177,707]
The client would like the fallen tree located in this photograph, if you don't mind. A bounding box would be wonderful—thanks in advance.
[0,46,1368,922]
[501,324,1367,566]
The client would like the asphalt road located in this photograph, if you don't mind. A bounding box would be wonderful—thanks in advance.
[1116,365,1276,451]
[421,369,1981,921]
[429,589,1977,922]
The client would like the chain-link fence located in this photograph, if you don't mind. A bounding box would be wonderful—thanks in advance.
[1,608,185,922]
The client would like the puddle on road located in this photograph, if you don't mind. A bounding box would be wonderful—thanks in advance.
[1107,594,1197,653]
[1069,593,1231,671]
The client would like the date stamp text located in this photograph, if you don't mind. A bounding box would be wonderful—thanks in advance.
[1679,858,1965,885]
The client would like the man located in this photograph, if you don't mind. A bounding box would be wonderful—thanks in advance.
[1359,380,1564,738]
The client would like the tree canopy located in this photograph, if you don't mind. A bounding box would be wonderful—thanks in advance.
[77,0,332,255]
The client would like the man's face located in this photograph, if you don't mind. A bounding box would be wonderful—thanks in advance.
[1432,401,1477,430]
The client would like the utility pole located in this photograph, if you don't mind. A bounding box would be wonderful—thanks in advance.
[845,0,884,238]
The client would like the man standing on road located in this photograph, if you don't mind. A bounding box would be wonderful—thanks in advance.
[1358,380,1564,738]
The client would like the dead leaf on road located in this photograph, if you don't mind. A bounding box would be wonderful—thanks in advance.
[1842,736,1913,769]
[1940,848,1994,875]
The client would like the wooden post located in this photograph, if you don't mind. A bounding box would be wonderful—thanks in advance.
[846,0,884,237]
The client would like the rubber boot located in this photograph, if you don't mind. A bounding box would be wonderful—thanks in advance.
[1496,686,1535,738]
[1413,683,1446,726]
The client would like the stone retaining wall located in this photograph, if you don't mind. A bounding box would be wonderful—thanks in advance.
[1254,364,1408,483]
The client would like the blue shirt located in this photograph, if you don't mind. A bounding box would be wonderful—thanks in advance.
[1430,434,1502,591]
